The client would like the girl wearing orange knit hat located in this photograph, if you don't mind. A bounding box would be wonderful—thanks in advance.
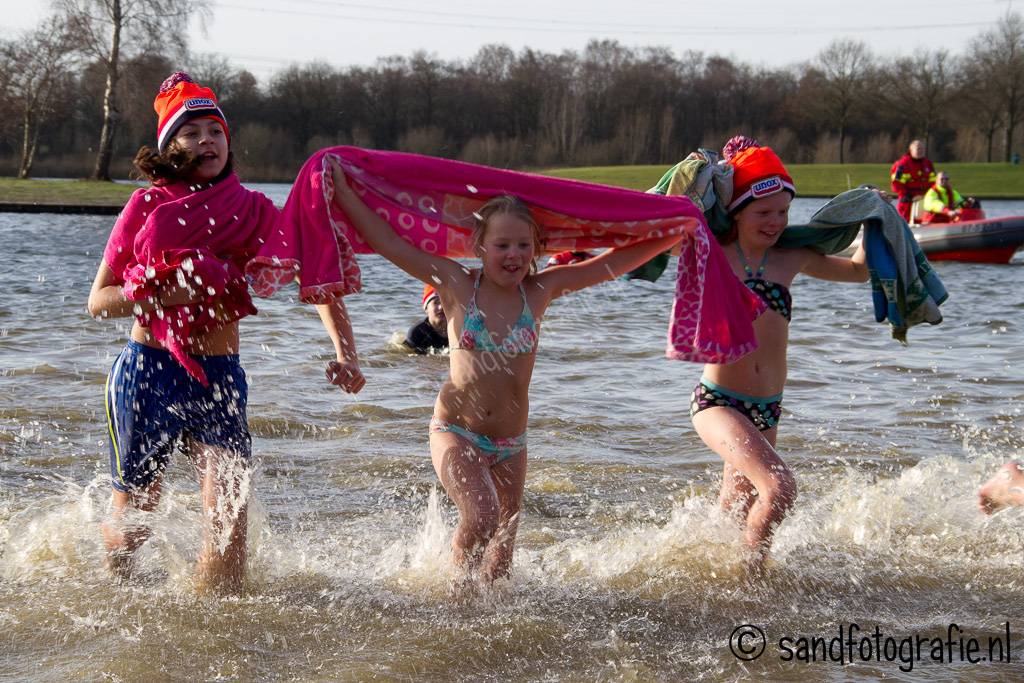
[134,72,233,186]
[87,72,365,592]
[689,135,868,571]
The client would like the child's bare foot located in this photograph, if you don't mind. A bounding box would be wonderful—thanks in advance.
[978,462,1024,514]
[445,570,483,603]
[104,549,134,582]
[193,569,245,595]
[740,548,771,586]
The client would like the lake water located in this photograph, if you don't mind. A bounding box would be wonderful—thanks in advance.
[1,189,1022,681]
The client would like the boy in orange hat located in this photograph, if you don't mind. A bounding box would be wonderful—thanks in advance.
[87,72,365,592]
[689,135,869,572]
[403,284,450,353]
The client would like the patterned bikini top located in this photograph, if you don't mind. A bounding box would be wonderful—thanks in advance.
[736,244,793,322]
[451,271,538,355]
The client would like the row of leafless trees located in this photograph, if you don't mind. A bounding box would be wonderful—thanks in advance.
[3,3,1024,180]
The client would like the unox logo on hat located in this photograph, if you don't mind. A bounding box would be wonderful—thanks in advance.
[184,97,216,110]
[750,176,783,198]
[725,143,795,213]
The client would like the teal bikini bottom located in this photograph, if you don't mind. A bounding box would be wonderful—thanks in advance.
[429,417,527,466]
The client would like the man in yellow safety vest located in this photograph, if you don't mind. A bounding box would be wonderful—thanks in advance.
[920,171,966,223]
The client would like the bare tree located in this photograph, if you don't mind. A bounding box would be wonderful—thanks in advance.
[884,50,957,152]
[4,16,76,178]
[21,18,1024,177]
[814,39,873,163]
[954,51,1004,162]
[616,108,651,165]
[366,56,410,149]
[658,105,675,162]
[268,62,343,152]
[187,53,240,102]
[54,0,208,180]
[967,11,1024,161]
[0,42,19,161]
[409,51,443,128]
[540,82,584,163]
[579,39,633,140]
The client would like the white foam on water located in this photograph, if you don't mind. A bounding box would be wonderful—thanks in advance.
[0,475,108,582]
[370,486,459,593]
[3,441,1022,607]
[0,471,267,593]
[2,455,1018,593]
[503,454,1024,598]
[525,495,748,590]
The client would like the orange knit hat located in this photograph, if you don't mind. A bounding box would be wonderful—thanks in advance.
[154,72,229,153]
[723,136,795,214]
[422,284,439,310]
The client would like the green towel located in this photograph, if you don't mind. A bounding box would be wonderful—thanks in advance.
[628,151,735,282]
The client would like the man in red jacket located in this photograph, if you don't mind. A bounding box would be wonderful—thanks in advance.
[890,139,936,223]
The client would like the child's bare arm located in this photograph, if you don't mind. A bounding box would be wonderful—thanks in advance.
[88,261,140,318]
[801,238,868,283]
[88,261,216,319]
[330,157,467,290]
[316,297,365,394]
[537,233,681,301]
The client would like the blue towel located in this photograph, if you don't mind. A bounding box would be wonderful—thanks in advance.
[785,188,948,342]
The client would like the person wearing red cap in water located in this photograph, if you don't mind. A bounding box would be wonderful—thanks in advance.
[403,284,450,353]
[87,72,365,592]
[545,250,595,268]
[689,135,870,572]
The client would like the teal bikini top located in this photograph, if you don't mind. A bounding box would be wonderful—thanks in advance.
[452,271,538,355]
[736,244,792,322]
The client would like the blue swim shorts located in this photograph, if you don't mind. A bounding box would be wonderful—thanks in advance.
[104,341,251,492]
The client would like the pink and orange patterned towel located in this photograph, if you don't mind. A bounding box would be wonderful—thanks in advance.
[246,146,764,363]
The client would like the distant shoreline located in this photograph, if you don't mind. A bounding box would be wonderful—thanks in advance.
[0,202,122,215]
[3,162,1023,214]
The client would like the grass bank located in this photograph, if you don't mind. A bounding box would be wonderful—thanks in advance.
[541,163,1024,198]
[0,178,137,205]
[3,162,1024,206]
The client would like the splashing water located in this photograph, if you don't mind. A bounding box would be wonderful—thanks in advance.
[1,203,1023,679]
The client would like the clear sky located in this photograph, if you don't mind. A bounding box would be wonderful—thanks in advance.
[3,0,1017,82]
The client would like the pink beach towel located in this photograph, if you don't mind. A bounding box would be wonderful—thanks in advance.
[106,174,278,384]
[246,146,764,363]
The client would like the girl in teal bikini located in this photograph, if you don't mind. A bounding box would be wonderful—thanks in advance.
[690,137,868,571]
[330,163,679,584]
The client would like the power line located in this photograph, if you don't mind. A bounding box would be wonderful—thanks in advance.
[216,2,998,36]
[267,0,1009,31]
[280,0,749,31]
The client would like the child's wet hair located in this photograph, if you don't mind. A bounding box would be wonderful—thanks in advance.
[718,221,739,245]
[132,142,234,186]
[472,195,544,273]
